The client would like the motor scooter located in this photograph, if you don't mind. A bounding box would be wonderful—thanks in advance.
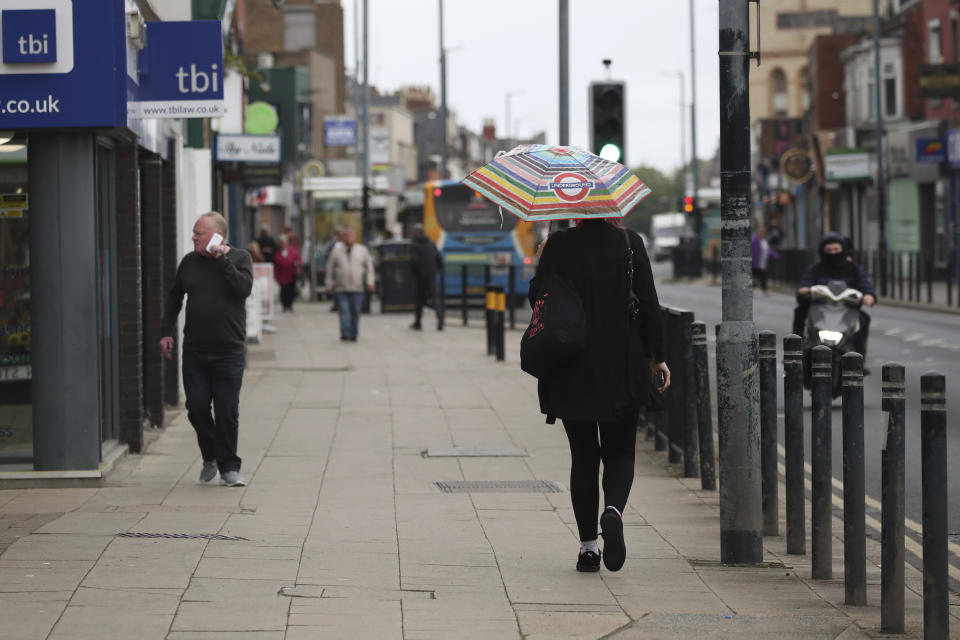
[802,280,864,397]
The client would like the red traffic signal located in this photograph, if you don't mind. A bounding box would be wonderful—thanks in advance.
[683,196,694,213]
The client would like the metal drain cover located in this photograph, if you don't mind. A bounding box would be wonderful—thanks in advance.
[424,447,528,458]
[117,532,248,541]
[434,480,564,493]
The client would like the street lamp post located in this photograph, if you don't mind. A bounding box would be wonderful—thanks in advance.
[505,90,525,147]
[439,0,448,179]
[559,0,569,146]
[717,0,763,565]
[663,70,687,189]
[361,0,370,238]
[873,0,889,296]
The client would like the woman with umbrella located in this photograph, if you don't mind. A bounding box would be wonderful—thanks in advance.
[464,145,670,573]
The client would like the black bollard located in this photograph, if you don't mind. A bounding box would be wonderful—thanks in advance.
[759,331,778,536]
[692,321,716,491]
[841,353,866,606]
[461,265,468,326]
[881,363,905,634]
[665,309,682,465]
[681,311,700,478]
[508,265,516,330]
[783,335,805,555]
[485,286,495,356]
[921,372,949,639]
[810,345,833,580]
[495,287,506,362]
[654,404,667,451]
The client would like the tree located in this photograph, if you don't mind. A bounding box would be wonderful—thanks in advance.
[624,165,683,235]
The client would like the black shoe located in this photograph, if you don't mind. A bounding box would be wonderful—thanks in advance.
[437,320,444,331]
[576,549,601,572]
[600,507,625,572]
[349,337,357,342]
[410,323,422,331]
[340,336,349,341]
[863,366,872,376]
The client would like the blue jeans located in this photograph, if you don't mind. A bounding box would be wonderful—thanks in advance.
[336,291,365,339]
[182,350,245,472]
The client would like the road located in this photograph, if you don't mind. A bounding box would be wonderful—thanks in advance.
[652,266,960,584]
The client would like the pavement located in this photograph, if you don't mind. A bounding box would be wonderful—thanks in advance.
[0,301,957,639]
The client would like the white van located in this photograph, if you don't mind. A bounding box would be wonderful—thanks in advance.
[650,212,690,261]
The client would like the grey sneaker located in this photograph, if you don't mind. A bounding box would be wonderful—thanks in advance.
[199,461,218,483]
[220,470,246,487]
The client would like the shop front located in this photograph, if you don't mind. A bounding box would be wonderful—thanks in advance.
[0,1,222,476]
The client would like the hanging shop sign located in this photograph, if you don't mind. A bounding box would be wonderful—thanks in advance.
[220,163,282,187]
[214,134,281,163]
[323,116,357,147]
[0,0,127,128]
[824,151,874,182]
[779,148,815,184]
[918,64,960,99]
[948,129,960,169]
[129,20,223,119]
[915,137,947,164]
[370,127,390,170]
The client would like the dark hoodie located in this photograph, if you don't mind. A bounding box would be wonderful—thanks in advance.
[410,235,442,280]
[797,232,876,296]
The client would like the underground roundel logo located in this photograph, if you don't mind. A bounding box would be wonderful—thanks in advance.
[549,172,594,202]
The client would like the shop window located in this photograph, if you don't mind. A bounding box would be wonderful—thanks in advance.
[0,133,31,466]
[284,6,316,51]
[929,19,943,64]
[771,68,788,117]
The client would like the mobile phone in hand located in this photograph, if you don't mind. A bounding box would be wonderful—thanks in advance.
[206,233,223,253]
[651,371,665,390]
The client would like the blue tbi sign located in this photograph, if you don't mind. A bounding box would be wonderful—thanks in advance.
[2,9,57,64]
[324,117,358,147]
[0,0,124,128]
[131,21,224,119]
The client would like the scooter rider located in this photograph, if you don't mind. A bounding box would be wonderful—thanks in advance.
[793,232,877,361]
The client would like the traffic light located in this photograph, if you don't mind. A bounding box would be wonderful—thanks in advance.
[683,196,695,214]
[589,82,626,164]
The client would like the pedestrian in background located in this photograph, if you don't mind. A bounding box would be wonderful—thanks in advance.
[531,218,670,573]
[325,227,375,341]
[257,226,277,264]
[247,240,264,263]
[409,223,444,331]
[160,212,253,487]
[273,235,302,312]
[751,227,779,295]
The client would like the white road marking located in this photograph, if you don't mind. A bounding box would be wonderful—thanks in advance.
[904,333,926,342]
[884,328,903,336]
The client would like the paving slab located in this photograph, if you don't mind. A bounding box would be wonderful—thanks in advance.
[0,304,949,639]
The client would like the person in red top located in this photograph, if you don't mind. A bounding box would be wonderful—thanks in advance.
[273,235,302,312]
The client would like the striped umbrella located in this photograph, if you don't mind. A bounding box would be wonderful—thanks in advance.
[461,144,651,222]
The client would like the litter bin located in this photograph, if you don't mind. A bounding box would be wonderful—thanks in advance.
[376,240,416,313]
[672,235,702,279]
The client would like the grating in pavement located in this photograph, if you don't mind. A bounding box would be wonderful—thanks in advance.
[117,532,248,541]
[434,480,564,493]
[424,447,528,458]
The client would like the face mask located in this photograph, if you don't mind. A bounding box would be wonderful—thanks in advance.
[822,252,844,268]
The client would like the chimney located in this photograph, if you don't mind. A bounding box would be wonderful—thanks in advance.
[482,118,496,142]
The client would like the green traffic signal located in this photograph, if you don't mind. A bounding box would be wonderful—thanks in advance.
[589,81,626,164]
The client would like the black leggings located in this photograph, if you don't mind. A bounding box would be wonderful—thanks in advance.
[562,410,639,541]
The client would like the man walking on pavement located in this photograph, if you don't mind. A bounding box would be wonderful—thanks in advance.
[409,223,444,331]
[160,212,253,487]
[325,227,375,341]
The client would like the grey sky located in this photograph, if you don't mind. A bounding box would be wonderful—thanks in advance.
[341,0,722,175]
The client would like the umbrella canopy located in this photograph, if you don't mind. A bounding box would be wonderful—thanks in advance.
[461,144,651,222]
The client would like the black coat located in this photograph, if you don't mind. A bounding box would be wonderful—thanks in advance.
[410,236,442,280]
[529,220,665,422]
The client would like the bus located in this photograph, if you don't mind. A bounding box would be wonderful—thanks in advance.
[423,180,536,299]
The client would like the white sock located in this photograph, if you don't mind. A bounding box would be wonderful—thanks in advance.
[605,505,622,518]
[580,539,599,555]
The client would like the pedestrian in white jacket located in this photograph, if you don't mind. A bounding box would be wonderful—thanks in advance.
[324,228,375,341]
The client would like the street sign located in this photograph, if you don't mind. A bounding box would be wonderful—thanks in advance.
[779,148,814,184]
[824,151,874,182]
[948,129,960,169]
[323,116,357,147]
[0,0,126,128]
[129,20,224,119]
[918,64,960,99]
[915,137,947,164]
[370,127,389,170]
[214,134,281,163]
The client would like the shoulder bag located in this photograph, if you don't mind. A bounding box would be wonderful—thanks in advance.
[622,229,666,411]
[520,270,586,379]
